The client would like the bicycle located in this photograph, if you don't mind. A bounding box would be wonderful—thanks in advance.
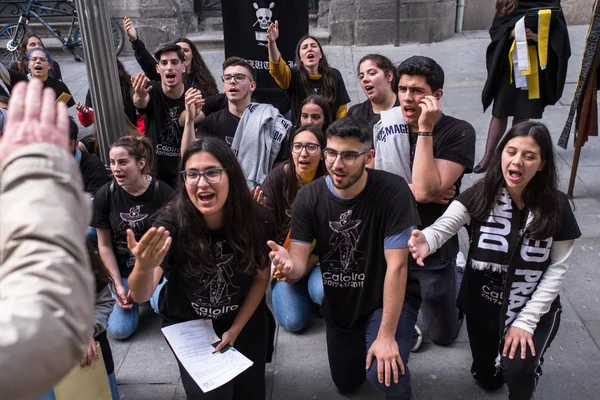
[0,0,124,66]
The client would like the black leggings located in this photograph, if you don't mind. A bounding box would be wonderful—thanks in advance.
[467,303,562,400]
[174,306,269,400]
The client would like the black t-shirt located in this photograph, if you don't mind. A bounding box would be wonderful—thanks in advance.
[153,206,274,325]
[5,70,75,107]
[137,81,188,188]
[456,186,581,243]
[78,150,110,197]
[410,114,476,266]
[290,170,421,329]
[196,108,240,146]
[348,98,401,128]
[91,179,174,277]
[287,67,350,124]
[202,93,228,117]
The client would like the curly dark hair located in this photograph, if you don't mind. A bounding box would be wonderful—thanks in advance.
[174,38,218,97]
[153,137,270,277]
[496,0,518,16]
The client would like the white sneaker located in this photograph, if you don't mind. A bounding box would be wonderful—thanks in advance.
[411,325,423,352]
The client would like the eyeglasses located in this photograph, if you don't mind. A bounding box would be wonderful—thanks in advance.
[291,142,320,155]
[181,168,226,185]
[29,57,48,63]
[323,149,368,166]
[221,73,252,84]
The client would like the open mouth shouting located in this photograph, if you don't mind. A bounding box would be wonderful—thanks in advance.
[114,173,126,183]
[402,105,418,120]
[197,191,216,206]
[363,84,375,97]
[164,72,177,85]
[297,158,311,170]
[507,169,523,184]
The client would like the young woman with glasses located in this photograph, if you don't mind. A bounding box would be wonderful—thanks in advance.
[92,136,174,340]
[127,137,274,399]
[266,21,350,123]
[11,34,63,81]
[262,124,327,332]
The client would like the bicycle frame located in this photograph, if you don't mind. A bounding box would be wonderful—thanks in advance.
[17,0,79,46]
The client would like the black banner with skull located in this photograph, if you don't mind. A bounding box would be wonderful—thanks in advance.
[222,0,309,114]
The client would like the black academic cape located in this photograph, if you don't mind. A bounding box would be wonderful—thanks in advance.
[481,0,571,112]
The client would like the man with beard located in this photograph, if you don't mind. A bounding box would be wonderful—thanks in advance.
[192,57,289,187]
[133,43,189,189]
[372,56,476,350]
[268,117,421,399]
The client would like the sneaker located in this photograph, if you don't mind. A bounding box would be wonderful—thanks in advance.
[411,325,423,352]
[456,251,466,272]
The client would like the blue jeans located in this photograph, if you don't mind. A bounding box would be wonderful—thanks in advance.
[108,277,165,340]
[271,266,324,332]
[39,372,119,400]
[325,302,419,399]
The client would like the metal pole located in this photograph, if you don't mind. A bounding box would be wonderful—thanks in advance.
[74,0,126,164]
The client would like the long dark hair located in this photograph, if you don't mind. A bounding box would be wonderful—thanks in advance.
[283,125,327,206]
[469,121,561,239]
[357,54,398,93]
[496,0,518,16]
[298,94,332,131]
[156,138,269,277]
[116,58,133,109]
[174,38,219,97]
[295,35,336,104]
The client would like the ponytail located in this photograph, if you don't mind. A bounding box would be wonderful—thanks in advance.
[110,135,154,174]
[496,0,518,16]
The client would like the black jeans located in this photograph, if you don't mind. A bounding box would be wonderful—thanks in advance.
[174,306,269,400]
[325,303,419,400]
[467,302,562,400]
[411,259,464,344]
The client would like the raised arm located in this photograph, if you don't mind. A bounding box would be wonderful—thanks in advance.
[131,73,152,110]
[0,81,94,399]
[410,97,468,203]
[267,21,292,89]
[124,16,161,81]
[181,88,204,155]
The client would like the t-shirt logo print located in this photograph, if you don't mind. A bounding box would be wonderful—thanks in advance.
[118,205,149,268]
[194,241,240,307]
[162,107,180,146]
[324,210,365,273]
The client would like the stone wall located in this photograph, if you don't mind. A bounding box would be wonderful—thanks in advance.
[325,0,457,46]
[462,0,595,31]
[107,0,197,53]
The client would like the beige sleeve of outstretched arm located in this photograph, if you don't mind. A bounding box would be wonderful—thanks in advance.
[0,143,95,400]
[422,200,472,255]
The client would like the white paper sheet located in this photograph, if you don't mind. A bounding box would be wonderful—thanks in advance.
[162,319,253,393]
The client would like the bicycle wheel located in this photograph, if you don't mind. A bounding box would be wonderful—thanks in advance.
[0,24,33,67]
[74,19,123,57]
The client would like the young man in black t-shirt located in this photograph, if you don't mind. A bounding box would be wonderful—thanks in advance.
[374,56,476,350]
[269,117,421,399]
[133,44,188,189]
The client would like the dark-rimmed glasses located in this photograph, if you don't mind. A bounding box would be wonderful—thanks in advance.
[291,142,320,155]
[221,73,252,84]
[323,149,368,166]
[181,168,226,185]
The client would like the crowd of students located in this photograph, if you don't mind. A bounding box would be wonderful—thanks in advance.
[0,2,580,399]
